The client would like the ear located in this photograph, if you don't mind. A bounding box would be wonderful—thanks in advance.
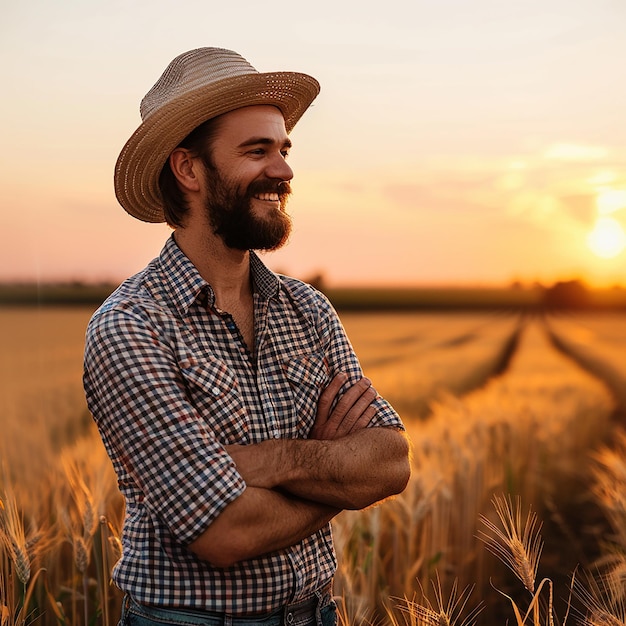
[168,148,202,193]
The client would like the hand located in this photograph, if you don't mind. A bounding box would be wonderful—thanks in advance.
[309,374,378,440]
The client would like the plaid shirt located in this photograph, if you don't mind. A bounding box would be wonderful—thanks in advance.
[83,236,403,615]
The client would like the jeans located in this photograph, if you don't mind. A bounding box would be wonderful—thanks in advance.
[120,592,337,626]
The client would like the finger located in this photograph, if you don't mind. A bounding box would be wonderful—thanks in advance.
[316,373,348,422]
[348,403,378,434]
[329,377,372,419]
[323,379,373,438]
[331,385,377,437]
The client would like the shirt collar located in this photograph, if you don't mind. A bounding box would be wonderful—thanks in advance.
[156,235,208,317]
[250,251,281,300]
[156,235,280,316]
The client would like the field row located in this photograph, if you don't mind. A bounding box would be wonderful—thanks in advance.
[545,312,626,411]
[342,311,522,418]
[2,309,626,625]
[334,315,620,622]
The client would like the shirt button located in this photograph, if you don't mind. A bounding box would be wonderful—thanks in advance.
[211,386,220,395]
[272,431,280,438]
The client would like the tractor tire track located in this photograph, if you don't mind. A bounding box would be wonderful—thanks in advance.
[542,316,626,424]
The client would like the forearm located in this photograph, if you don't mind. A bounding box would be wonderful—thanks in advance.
[187,486,338,568]
[281,428,410,508]
[228,427,411,510]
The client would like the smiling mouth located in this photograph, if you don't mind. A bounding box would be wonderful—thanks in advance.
[254,192,280,202]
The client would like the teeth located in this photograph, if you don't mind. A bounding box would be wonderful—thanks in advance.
[255,193,279,201]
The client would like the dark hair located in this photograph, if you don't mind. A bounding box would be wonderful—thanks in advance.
[158,117,221,228]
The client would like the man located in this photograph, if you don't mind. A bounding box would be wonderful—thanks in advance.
[84,47,410,626]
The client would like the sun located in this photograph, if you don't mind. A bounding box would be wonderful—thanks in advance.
[587,217,626,259]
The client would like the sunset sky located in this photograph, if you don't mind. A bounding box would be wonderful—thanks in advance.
[1,0,625,287]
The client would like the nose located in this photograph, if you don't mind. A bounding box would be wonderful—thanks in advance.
[266,154,293,182]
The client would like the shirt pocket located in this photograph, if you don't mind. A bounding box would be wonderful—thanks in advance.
[178,355,249,444]
[283,352,331,438]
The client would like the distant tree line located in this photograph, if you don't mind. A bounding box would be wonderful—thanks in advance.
[541,279,591,309]
[0,278,624,310]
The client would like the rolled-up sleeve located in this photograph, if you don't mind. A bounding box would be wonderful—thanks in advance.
[83,304,246,545]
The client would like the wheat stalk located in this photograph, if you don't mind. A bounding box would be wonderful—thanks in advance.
[573,564,626,626]
[0,491,30,586]
[478,494,542,594]
[393,577,483,626]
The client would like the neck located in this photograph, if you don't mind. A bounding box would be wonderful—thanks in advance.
[173,227,252,308]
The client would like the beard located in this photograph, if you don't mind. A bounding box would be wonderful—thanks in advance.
[203,164,292,252]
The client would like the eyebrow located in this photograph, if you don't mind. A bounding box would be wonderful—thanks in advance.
[237,136,292,150]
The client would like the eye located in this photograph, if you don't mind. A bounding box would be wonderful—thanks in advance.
[281,149,290,158]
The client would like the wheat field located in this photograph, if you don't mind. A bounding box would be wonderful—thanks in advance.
[1,306,626,626]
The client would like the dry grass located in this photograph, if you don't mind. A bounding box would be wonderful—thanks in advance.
[545,313,626,410]
[0,307,96,501]
[0,304,123,626]
[333,319,616,623]
[342,312,521,418]
[591,430,626,551]
[2,308,626,625]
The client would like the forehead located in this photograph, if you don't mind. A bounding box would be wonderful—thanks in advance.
[213,105,289,143]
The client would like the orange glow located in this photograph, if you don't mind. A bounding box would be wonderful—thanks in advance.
[1,3,626,288]
[586,218,626,259]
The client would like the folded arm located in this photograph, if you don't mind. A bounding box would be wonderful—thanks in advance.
[228,374,411,509]
[228,426,410,510]
[190,375,410,567]
[190,429,411,568]
[188,487,339,568]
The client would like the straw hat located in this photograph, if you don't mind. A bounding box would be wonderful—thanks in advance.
[114,47,320,223]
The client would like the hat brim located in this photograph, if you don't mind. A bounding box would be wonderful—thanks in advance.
[114,71,320,223]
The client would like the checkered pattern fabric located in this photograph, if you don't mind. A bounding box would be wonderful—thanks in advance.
[83,235,403,614]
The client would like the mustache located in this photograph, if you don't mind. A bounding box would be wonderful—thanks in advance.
[246,179,292,198]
